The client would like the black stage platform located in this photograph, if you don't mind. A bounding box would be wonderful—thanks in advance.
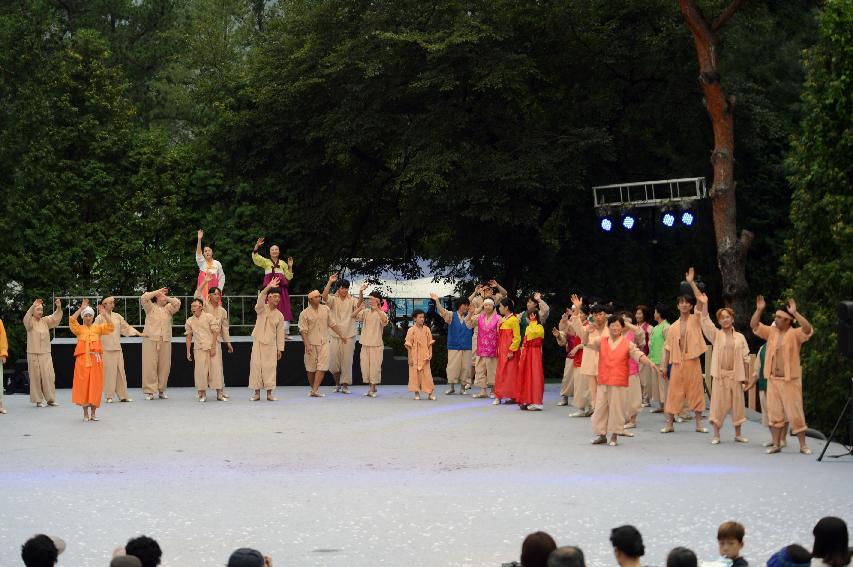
[48,337,411,389]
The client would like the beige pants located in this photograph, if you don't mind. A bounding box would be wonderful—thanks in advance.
[102,350,130,400]
[709,373,746,428]
[209,345,224,390]
[304,341,330,373]
[625,373,642,420]
[665,358,704,415]
[360,345,384,384]
[249,342,278,390]
[28,352,57,404]
[767,377,807,434]
[592,384,627,436]
[193,347,214,390]
[639,364,653,401]
[447,349,473,385]
[650,363,668,404]
[572,373,596,410]
[142,339,171,394]
[759,390,769,427]
[559,360,576,398]
[474,356,497,388]
[328,336,356,384]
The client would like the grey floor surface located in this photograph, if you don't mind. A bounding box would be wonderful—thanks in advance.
[1,384,851,567]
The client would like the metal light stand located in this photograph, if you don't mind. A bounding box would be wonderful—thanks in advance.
[817,377,853,462]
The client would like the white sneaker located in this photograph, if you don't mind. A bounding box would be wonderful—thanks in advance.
[145,393,154,401]
[198,396,206,403]
[106,398,114,404]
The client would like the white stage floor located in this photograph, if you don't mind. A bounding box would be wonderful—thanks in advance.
[0,385,850,567]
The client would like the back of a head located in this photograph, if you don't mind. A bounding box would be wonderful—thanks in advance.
[667,547,698,567]
[111,556,143,567]
[610,525,645,559]
[125,535,162,567]
[768,544,813,567]
[548,546,585,567]
[813,517,851,567]
[228,547,266,567]
[521,531,557,567]
[21,535,58,567]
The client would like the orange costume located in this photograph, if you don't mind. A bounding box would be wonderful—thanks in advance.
[405,325,435,393]
[664,313,707,415]
[754,322,812,434]
[589,335,644,437]
[69,316,114,407]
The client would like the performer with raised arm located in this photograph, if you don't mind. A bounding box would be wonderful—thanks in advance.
[517,310,546,411]
[620,312,647,431]
[355,288,389,397]
[252,237,294,334]
[405,309,436,400]
[690,281,751,445]
[751,295,814,455]
[140,287,181,400]
[466,296,500,399]
[494,298,521,405]
[572,309,661,446]
[569,296,607,418]
[23,298,63,407]
[249,278,285,401]
[69,299,114,421]
[430,293,473,395]
[195,229,225,300]
[194,273,234,400]
[299,289,347,397]
[96,296,141,403]
[661,268,708,434]
[554,305,584,406]
[322,274,358,394]
[185,299,220,403]
[648,303,671,413]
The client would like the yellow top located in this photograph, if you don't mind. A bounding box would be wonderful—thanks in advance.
[0,319,8,358]
[499,314,522,351]
[69,316,114,367]
[252,252,294,280]
[524,321,545,341]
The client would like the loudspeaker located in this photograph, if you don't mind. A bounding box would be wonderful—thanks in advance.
[838,301,853,360]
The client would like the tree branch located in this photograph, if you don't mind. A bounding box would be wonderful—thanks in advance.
[677,0,714,46]
[712,0,747,32]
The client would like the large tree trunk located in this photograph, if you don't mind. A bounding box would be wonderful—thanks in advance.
[677,0,754,325]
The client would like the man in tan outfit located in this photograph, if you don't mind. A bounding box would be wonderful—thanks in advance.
[23,298,63,407]
[249,278,286,401]
[355,289,389,397]
[185,299,220,402]
[195,274,234,399]
[140,287,181,400]
[299,289,347,397]
[95,296,141,403]
[321,274,358,394]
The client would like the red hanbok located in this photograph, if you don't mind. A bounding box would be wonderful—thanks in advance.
[494,315,521,401]
[517,325,545,406]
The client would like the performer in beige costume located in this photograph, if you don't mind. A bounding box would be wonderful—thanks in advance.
[185,299,220,402]
[299,289,347,397]
[23,298,63,407]
[140,288,181,400]
[95,296,141,403]
[569,297,607,418]
[354,289,389,397]
[322,274,358,394]
[249,278,286,401]
[195,273,234,400]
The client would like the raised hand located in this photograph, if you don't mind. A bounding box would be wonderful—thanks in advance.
[533,291,542,301]
[287,257,294,269]
[328,273,338,284]
[551,326,561,337]
[685,267,695,283]
[695,289,708,305]
[81,298,90,309]
[787,298,798,314]
[488,279,498,287]
[197,229,204,240]
[54,298,61,309]
[570,294,583,309]
[429,292,439,301]
[204,271,213,283]
[156,287,169,297]
[756,295,766,311]
[360,283,369,293]
[269,277,282,288]
[98,304,108,318]
[255,237,265,249]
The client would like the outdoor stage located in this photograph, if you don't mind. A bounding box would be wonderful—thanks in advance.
[0,385,850,567]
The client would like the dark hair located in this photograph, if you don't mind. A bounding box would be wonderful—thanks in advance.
[337,278,351,289]
[590,303,606,314]
[718,521,745,543]
[454,297,470,310]
[786,544,813,565]
[607,314,625,327]
[208,286,221,295]
[21,535,58,567]
[125,535,162,567]
[527,296,540,307]
[499,298,515,312]
[618,310,633,322]
[368,290,383,301]
[548,546,585,567]
[635,304,652,322]
[227,548,265,567]
[610,525,645,558]
[151,296,159,304]
[267,288,281,296]
[521,531,557,567]
[666,547,698,567]
[654,303,670,322]
[676,295,697,307]
[812,517,851,567]
[191,299,203,308]
[412,309,425,319]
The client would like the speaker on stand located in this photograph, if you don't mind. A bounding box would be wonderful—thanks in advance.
[817,301,853,461]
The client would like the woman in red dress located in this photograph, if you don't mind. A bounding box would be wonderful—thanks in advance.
[517,310,546,411]
[493,298,521,405]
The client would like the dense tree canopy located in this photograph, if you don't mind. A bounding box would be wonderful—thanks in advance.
[2,0,848,427]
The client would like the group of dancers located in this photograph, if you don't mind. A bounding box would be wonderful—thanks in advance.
[0,231,815,456]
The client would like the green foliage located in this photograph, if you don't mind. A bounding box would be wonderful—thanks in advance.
[783,0,853,431]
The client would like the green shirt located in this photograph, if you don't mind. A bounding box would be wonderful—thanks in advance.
[757,344,767,392]
[648,320,670,365]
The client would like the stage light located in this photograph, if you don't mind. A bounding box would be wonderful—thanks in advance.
[681,211,694,226]
[600,217,613,232]
[622,215,636,230]
[662,212,676,227]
